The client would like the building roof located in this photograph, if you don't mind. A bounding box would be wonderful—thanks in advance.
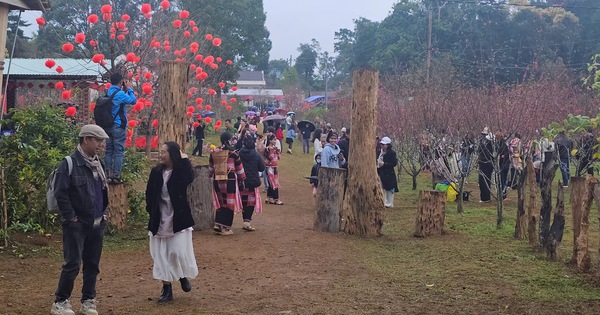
[226,88,283,97]
[3,0,51,12]
[3,58,103,79]
[238,70,264,82]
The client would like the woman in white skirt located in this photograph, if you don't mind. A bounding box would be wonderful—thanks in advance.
[146,141,198,302]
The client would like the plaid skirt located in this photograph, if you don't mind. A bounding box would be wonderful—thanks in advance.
[266,166,280,189]
[212,177,242,212]
[240,187,263,213]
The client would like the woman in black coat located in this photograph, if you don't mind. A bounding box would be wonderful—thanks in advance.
[146,141,197,303]
[377,137,398,208]
[238,134,266,231]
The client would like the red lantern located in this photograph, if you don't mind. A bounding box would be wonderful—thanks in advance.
[126,53,136,62]
[125,138,132,148]
[145,100,152,107]
[205,105,212,111]
[195,98,204,105]
[210,63,218,70]
[39,84,45,88]
[215,125,221,131]
[89,102,96,112]
[218,82,225,89]
[103,13,112,21]
[186,112,193,118]
[62,43,74,53]
[126,129,134,138]
[101,4,112,13]
[212,38,222,47]
[75,33,85,44]
[230,98,237,103]
[56,81,64,89]
[135,137,146,148]
[61,90,72,100]
[133,40,140,47]
[221,101,227,106]
[195,54,203,62]
[216,57,223,63]
[160,0,170,10]
[173,19,182,28]
[205,34,213,41]
[192,26,199,33]
[151,136,159,149]
[187,106,195,112]
[204,117,212,123]
[142,83,152,94]
[27,83,33,88]
[179,10,190,19]
[183,31,191,37]
[189,20,196,26]
[56,66,64,74]
[199,72,208,80]
[87,14,99,24]
[110,34,116,39]
[152,119,158,127]
[190,64,197,70]
[232,86,238,92]
[92,54,104,63]
[226,106,232,111]
[89,40,97,47]
[45,59,56,68]
[117,34,125,41]
[193,122,200,128]
[48,82,55,88]
[65,106,76,117]
[36,17,46,26]
[128,120,137,128]
[122,14,130,22]
[227,60,233,65]
[144,72,152,79]
[208,89,216,95]
[141,3,152,14]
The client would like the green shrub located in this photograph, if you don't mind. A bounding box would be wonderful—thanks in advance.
[127,188,148,224]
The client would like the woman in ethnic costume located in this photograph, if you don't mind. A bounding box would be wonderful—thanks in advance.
[264,134,283,205]
[238,134,266,231]
[211,132,245,235]
[146,141,198,303]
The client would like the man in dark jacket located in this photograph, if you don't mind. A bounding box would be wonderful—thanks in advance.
[554,131,573,187]
[338,128,350,165]
[238,134,266,231]
[192,120,206,156]
[51,125,110,315]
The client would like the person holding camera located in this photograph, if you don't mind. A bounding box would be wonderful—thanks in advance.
[104,73,137,184]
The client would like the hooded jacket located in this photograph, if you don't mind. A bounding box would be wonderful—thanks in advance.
[320,143,346,168]
[239,146,265,189]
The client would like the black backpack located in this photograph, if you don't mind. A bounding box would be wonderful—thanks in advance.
[94,90,125,130]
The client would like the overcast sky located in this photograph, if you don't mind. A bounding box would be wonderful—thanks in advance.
[21,1,399,61]
[263,0,398,60]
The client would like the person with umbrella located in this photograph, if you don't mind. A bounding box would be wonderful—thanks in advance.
[298,121,315,154]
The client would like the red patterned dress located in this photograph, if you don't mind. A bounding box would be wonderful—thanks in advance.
[264,146,281,202]
[210,149,245,230]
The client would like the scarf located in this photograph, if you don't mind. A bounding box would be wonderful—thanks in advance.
[77,144,108,189]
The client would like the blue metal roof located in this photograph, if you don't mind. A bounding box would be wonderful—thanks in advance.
[305,95,325,102]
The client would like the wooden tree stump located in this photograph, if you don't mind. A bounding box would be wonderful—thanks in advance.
[157,61,190,150]
[526,158,538,247]
[570,176,586,264]
[575,175,597,272]
[107,183,128,230]
[538,152,558,249]
[414,190,446,237]
[187,165,214,231]
[341,68,384,237]
[314,167,347,233]
[546,183,565,260]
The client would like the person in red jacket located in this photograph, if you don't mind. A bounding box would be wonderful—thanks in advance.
[275,124,284,143]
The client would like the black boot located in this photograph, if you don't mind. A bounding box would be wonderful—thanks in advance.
[158,283,173,303]
[179,277,191,292]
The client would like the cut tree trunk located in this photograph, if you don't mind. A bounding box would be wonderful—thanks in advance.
[314,167,347,233]
[575,175,597,272]
[414,190,446,237]
[526,158,538,247]
[157,61,190,150]
[546,183,565,261]
[514,166,527,239]
[538,152,558,250]
[341,69,384,237]
[107,184,128,230]
[570,176,586,264]
[187,165,214,231]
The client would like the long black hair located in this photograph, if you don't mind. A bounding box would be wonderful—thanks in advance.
[163,141,183,169]
[312,129,322,142]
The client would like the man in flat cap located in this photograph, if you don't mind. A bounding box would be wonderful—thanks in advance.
[51,125,109,315]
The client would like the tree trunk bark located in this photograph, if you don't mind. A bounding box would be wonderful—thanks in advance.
[593,184,600,280]
[187,165,214,231]
[514,166,527,239]
[107,184,128,230]
[412,175,417,190]
[570,176,586,264]
[157,61,190,150]
[546,183,565,260]
[526,158,538,247]
[495,160,504,229]
[341,69,384,237]
[538,152,558,250]
[314,167,347,233]
[575,175,597,272]
[414,190,446,237]
[456,174,466,214]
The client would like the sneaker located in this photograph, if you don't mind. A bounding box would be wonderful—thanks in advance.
[243,222,256,231]
[287,149,292,154]
[111,177,124,184]
[219,229,233,236]
[80,299,98,315]
[50,300,75,315]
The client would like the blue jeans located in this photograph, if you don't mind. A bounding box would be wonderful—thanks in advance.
[55,220,106,302]
[105,127,126,178]
[560,158,570,186]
